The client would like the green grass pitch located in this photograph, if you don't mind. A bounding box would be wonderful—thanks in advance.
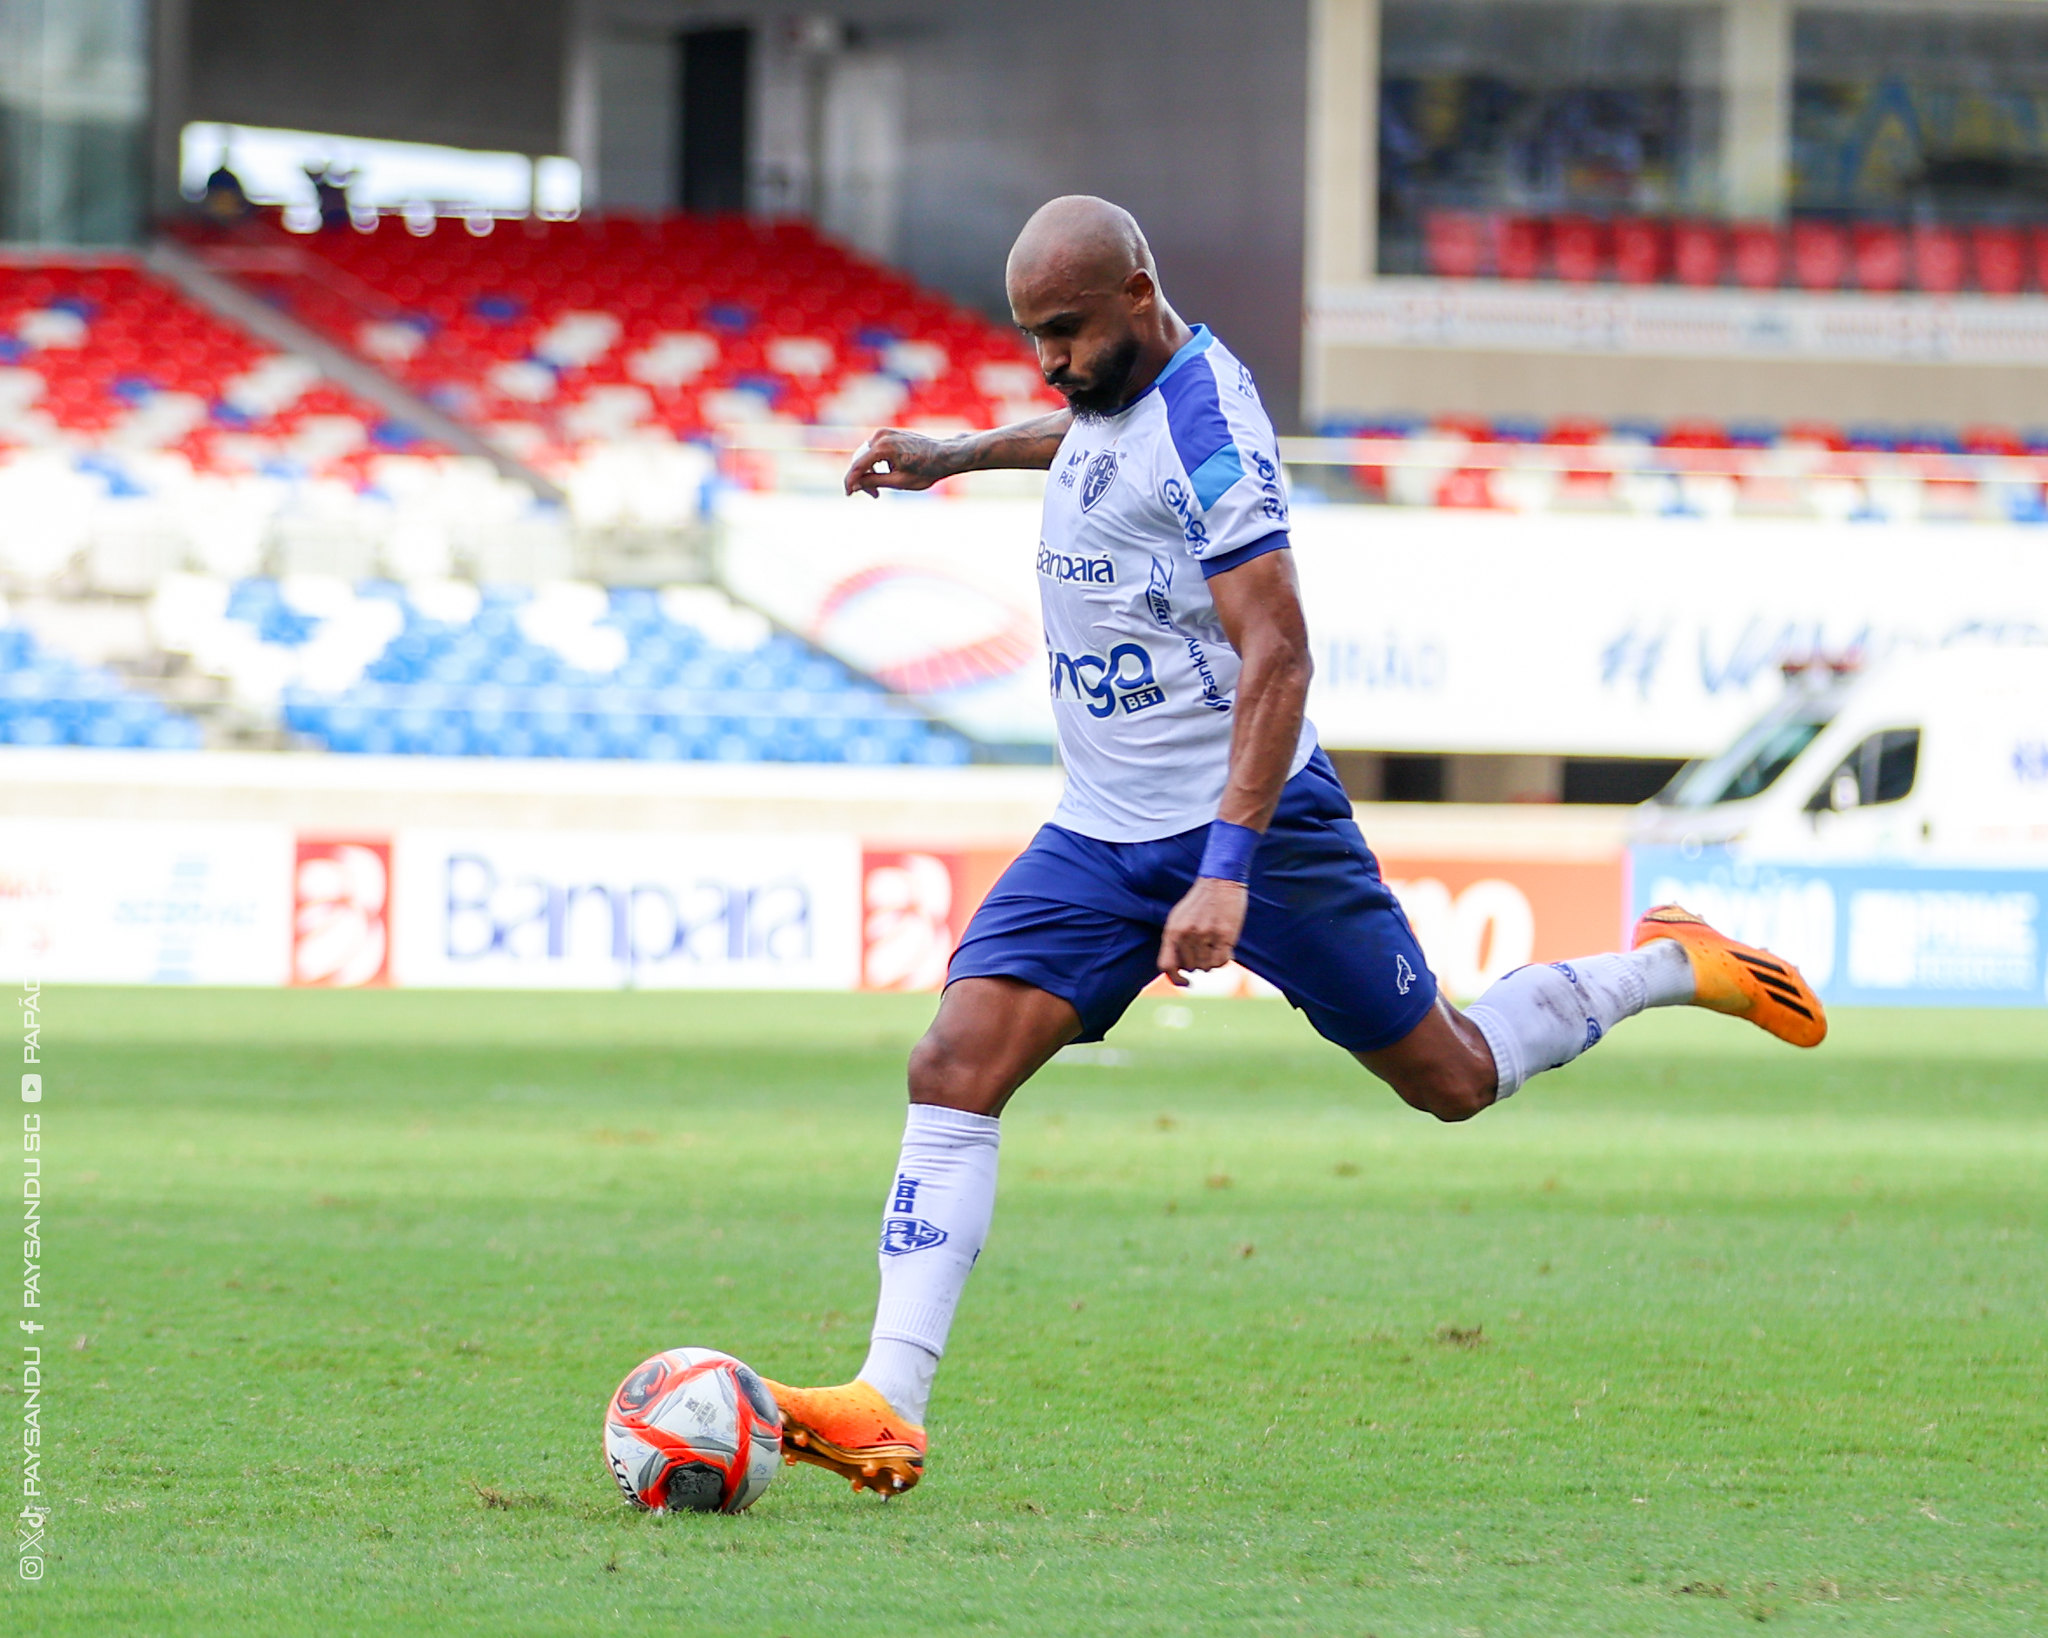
[18,987,2048,1634]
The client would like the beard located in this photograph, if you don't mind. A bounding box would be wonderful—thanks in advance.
[1047,333,1143,421]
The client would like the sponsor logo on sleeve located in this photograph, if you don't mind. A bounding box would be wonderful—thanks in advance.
[1162,477,1209,548]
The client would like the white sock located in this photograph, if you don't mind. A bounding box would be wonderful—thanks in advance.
[856,1103,1001,1425]
[1465,942,1695,1099]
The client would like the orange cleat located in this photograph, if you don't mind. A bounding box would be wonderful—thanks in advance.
[757,1378,925,1498]
[1632,904,1827,1048]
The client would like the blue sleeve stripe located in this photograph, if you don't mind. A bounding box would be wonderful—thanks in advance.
[1198,530,1289,580]
[1158,353,1238,506]
[1188,444,1244,510]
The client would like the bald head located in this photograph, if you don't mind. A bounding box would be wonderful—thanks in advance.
[1006,196,1188,420]
[1006,195,1155,302]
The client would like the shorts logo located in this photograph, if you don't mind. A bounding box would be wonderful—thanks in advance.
[1394,953,1416,995]
[1081,450,1119,512]
[881,1218,948,1256]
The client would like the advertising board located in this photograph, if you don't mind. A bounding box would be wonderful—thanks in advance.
[1631,846,2047,1007]
[0,819,291,986]
[720,492,2048,760]
[389,831,863,991]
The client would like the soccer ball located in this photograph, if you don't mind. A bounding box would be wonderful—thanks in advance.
[604,1347,783,1514]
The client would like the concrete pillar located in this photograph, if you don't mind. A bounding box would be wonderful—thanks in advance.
[1305,0,1378,288]
[1722,0,1792,220]
[1304,0,1377,427]
[150,0,192,219]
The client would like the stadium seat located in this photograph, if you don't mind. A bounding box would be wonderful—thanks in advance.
[1496,217,1545,281]
[1671,219,1720,286]
[0,261,409,480]
[0,619,202,748]
[1550,216,1606,283]
[1849,223,1906,292]
[1612,217,1670,285]
[1423,211,1487,279]
[1729,222,1784,289]
[1909,225,1966,295]
[178,575,971,765]
[1790,222,1848,291]
[1972,226,2028,295]
[227,212,1058,451]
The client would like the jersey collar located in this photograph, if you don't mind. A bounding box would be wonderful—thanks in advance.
[1115,324,1211,415]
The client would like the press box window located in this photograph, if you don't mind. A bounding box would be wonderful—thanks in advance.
[1805,729,1920,814]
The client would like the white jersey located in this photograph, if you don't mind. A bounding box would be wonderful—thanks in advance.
[1036,325,1318,841]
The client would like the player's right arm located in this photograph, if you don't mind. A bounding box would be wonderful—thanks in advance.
[844,412,1072,496]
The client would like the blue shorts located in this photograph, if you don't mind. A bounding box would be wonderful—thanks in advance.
[948,749,1438,1051]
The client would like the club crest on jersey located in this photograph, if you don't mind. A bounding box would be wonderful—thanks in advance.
[881,1217,948,1256]
[1080,450,1119,512]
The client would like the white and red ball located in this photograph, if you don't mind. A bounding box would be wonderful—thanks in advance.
[604,1347,782,1514]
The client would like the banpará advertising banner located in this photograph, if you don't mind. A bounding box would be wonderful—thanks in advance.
[1631,847,2048,1007]
[389,830,863,990]
[720,492,2048,759]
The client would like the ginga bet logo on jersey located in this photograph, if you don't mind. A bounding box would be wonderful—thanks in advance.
[1049,643,1166,718]
[1036,544,1115,584]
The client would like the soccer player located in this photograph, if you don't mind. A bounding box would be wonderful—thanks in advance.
[764,196,1825,1496]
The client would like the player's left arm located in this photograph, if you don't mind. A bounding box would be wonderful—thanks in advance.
[1156,549,1312,983]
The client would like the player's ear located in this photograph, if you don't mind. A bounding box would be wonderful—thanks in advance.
[1123,267,1157,315]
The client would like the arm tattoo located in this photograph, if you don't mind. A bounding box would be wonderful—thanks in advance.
[954,411,1072,474]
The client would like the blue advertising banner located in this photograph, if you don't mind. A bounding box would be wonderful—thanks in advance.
[1629,848,2048,1008]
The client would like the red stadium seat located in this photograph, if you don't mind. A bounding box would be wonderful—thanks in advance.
[1849,223,1906,292]
[2029,227,2048,297]
[1729,223,1784,289]
[1496,217,1545,281]
[1670,220,1723,287]
[1659,419,1730,450]
[1781,420,1846,451]
[1549,216,1606,283]
[1611,217,1668,285]
[1961,424,2024,456]
[1790,222,1847,291]
[1424,211,1487,279]
[1909,225,1966,294]
[1972,226,2027,295]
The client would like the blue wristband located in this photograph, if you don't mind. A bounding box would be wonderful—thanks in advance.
[1197,820,1261,884]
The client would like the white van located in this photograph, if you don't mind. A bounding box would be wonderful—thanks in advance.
[1632,644,2048,861]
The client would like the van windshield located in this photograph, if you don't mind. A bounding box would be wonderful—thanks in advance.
[1655,698,1837,808]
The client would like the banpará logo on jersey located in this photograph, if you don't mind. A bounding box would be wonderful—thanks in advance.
[1037,544,1115,584]
[1081,450,1120,512]
[1161,477,1209,547]
[1049,642,1166,718]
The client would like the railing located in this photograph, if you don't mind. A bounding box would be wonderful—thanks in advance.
[709,425,2048,523]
